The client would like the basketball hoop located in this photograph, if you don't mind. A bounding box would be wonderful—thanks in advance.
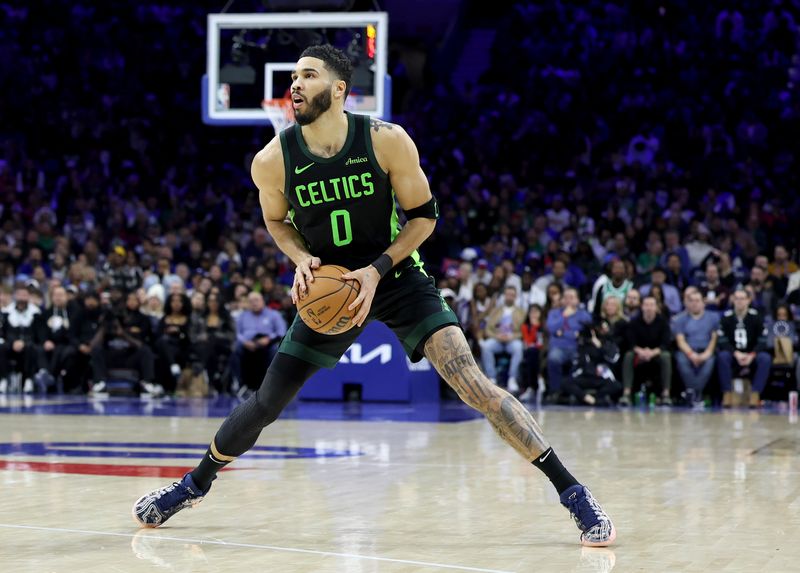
[262,98,294,132]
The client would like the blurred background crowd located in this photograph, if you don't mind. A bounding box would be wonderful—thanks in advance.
[1,0,799,405]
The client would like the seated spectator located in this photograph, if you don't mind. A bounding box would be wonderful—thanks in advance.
[624,288,642,318]
[640,267,682,315]
[766,304,800,389]
[228,283,250,320]
[561,323,622,406]
[636,236,663,280]
[665,253,690,293]
[717,289,771,408]
[68,291,104,393]
[673,289,720,407]
[519,303,544,401]
[560,252,587,290]
[685,224,715,271]
[90,291,158,396]
[474,259,492,286]
[542,282,564,318]
[142,283,166,329]
[546,194,571,233]
[516,266,540,311]
[620,296,672,406]
[661,229,691,276]
[573,240,601,280]
[697,262,729,312]
[479,285,525,393]
[196,292,236,393]
[767,244,798,298]
[468,282,494,347]
[717,252,739,290]
[0,285,41,393]
[599,295,628,348]
[455,261,476,302]
[648,284,671,317]
[101,246,142,293]
[590,259,632,317]
[533,259,569,294]
[747,265,777,317]
[231,291,287,392]
[34,285,75,391]
[150,257,182,293]
[156,293,192,391]
[545,288,592,399]
[449,265,473,326]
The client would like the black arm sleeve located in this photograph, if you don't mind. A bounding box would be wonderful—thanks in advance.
[403,196,439,220]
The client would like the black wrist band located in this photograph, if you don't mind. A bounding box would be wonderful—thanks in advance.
[370,253,393,278]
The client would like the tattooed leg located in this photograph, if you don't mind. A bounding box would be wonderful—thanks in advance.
[424,327,617,548]
[424,326,549,461]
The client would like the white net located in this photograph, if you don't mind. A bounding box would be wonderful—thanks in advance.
[262,98,294,132]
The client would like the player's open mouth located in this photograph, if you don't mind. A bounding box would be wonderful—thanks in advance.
[292,95,305,109]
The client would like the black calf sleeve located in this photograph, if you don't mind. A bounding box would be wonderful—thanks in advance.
[191,354,319,490]
[214,353,320,457]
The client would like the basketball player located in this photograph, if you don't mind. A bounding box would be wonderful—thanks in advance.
[133,45,615,546]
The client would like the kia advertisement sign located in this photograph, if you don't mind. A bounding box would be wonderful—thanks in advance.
[298,322,441,402]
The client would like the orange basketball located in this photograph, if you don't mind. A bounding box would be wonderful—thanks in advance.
[296,264,361,335]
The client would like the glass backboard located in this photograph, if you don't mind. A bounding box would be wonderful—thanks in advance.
[205,12,388,126]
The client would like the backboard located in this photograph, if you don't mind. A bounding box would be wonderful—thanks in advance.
[204,12,389,126]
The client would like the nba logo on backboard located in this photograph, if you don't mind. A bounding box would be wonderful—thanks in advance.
[216,83,230,111]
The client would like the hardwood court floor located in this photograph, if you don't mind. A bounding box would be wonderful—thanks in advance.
[0,396,798,573]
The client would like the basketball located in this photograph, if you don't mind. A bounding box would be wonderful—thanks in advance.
[296,264,361,335]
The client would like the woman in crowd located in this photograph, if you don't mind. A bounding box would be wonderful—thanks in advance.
[519,304,545,400]
[191,292,236,394]
[600,296,628,346]
[156,292,192,392]
[649,284,670,317]
[543,282,564,320]
[469,282,495,349]
[142,284,166,330]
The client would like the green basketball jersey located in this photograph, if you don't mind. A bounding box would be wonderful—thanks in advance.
[278,112,422,272]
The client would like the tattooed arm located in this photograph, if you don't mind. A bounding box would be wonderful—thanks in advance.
[424,326,550,461]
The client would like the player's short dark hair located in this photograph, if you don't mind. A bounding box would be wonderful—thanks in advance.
[300,44,353,98]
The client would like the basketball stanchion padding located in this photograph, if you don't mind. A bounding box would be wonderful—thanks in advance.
[296,264,361,335]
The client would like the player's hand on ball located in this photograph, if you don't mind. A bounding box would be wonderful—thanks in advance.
[292,256,321,305]
[342,266,380,327]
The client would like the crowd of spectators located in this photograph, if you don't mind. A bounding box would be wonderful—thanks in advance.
[426,0,800,407]
[2,1,800,404]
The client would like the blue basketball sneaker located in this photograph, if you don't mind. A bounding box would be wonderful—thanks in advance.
[133,473,210,528]
[560,485,616,546]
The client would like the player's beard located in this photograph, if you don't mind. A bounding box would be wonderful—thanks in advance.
[293,88,332,126]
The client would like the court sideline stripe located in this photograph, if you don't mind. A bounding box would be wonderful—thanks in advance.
[0,523,515,573]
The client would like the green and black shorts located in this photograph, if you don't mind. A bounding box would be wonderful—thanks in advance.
[278,266,460,368]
